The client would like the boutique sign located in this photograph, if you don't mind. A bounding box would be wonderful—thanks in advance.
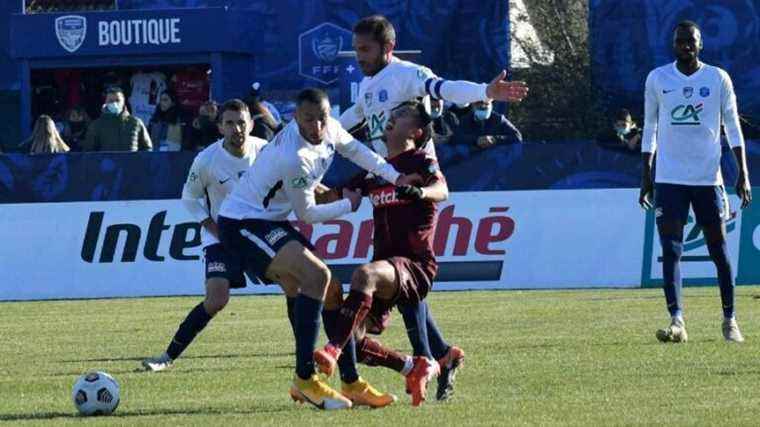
[10,8,237,58]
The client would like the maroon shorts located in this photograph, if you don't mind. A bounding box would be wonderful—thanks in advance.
[364,256,435,335]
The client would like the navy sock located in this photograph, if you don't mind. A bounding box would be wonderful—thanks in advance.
[659,233,683,317]
[166,302,212,360]
[286,296,296,337]
[424,302,450,360]
[323,309,359,383]
[708,241,735,318]
[294,294,323,380]
[398,302,433,359]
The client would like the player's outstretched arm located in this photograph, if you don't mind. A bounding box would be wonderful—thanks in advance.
[485,70,529,103]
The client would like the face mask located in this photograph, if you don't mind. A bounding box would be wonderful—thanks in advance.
[474,107,492,121]
[104,102,122,115]
[615,125,631,136]
[430,109,442,119]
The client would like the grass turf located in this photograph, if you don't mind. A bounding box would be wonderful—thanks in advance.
[2,287,760,426]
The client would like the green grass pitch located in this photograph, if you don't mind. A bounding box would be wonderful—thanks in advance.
[2,287,760,426]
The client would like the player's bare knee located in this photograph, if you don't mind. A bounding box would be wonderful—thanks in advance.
[351,265,377,293]
[204,279,230,316]
[324,279,344,310]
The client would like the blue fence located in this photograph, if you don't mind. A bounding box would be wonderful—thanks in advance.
[590,0,760,119]
[2,140,758,204]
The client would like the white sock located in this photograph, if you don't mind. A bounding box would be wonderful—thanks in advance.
[400,356,414,376]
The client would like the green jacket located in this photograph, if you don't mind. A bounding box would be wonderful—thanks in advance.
[83,109,152,152]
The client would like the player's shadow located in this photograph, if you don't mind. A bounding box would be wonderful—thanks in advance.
[0,405,294,422]
[57,352,293,363]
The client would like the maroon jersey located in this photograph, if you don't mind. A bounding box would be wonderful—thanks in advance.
[348,149,443,277]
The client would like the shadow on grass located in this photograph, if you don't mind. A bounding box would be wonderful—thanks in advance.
[0,404,294,422]
[57,352,294,364]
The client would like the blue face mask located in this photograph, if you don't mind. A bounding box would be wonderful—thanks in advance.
[474,107,492,121]
[430,109,443,119]
[615,125,632,136]
[104,102,122,115]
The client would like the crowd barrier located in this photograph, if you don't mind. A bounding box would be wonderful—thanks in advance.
[2,141,759,300]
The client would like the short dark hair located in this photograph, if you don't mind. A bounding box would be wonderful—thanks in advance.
[105,86,124,96]
[296,88,329,107]
[615,108,632,122]
[392,100,433,147]
[220,98,250,116]
[353,15,396,46]
[675,20,700,33]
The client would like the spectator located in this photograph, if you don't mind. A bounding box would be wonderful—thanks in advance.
[596,108,641,152]
[149,90,184,151]
[23,115,70,154]
[451,99,522,149]
[59,106,90,152]
[249,81,282,126]
[429,98,458,144]
[82,86,152,152]
[186,100,222,150]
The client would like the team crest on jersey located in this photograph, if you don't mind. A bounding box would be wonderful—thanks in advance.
[700,87,710,97]
[55,15,86,53]
[365,92,373,108]
[379,89,388,103]
[683,87,693,98]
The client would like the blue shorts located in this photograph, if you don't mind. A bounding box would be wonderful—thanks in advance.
[654,183,729,226]
[217,216,314,281]
[203,243,259,289]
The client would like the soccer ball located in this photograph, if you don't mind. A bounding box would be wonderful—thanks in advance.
[71,371,120,416]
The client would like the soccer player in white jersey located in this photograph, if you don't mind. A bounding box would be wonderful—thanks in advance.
[339,15,529,158]
[142,99,267,371]
[639,21,752,343]
[217,88,417,410]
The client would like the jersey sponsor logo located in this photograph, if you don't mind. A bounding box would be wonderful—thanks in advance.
[264,228,288,246]
[207,262,227,273]
[378,89,388,103]
[55,15,87,53]
[369,112,387,139]
[291,176,309,189]
[670,103,703,125]
[683,87,693,98]
[98,18,182,47]
[298,23,352,85]
[368,186,408,207]
[700,86,710,97]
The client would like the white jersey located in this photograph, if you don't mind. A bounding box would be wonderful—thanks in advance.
[642,62,744,186]
[339,56,490,158]
[220,117,400,224]
[129,72,167,126]
[182,137,267,246]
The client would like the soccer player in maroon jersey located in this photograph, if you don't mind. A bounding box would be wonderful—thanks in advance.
[315,100,463,405]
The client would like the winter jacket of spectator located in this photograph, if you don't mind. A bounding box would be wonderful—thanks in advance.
[83,108,152,152]
[450,111,522,146]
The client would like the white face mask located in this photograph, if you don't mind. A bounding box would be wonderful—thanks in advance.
[474,106,492,121]
[104,102,123,115]
[615,124,632,136]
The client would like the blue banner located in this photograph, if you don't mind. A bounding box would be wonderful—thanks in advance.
[2,140,757,204]
[10,7,245,58]
[590,0,760,119]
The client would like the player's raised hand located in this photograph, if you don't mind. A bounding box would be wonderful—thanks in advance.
[343,188,363,212]
[486,70,529,103]
[396,173,423,187]
[736,175,752,209]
